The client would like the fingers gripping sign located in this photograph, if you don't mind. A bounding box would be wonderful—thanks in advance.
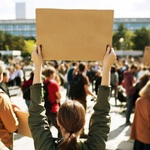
[103,45,116,69]
[32,45,43,67]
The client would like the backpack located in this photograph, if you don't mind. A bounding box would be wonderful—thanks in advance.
[23,86,30,100]
[43,81,57,113]
[69,74,85,100]
[43,81,51,111]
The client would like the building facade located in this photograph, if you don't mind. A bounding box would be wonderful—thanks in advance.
[0,18,150,38]
[0,19,35,38]
[114,18,150,32]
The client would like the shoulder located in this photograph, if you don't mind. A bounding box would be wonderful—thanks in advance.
[49,81,59,88]
[0,90,11,111]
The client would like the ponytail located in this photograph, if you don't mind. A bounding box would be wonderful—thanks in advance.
[57,133,79,150]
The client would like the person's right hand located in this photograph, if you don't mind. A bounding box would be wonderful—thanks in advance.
[103,45,116,69]
[31,45,43,67]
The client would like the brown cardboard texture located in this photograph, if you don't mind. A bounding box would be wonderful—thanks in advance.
[16,111,32,137]
[143,46,150,64]
[36,9,114,61]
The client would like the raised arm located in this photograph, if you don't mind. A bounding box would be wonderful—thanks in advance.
[85,45,116,150]
[29,46,56,150]
[101,45,116,86]
[31,46,43,84]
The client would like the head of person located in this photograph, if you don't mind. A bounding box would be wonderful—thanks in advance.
[3,70,10,83]
[111,65,117,73]
[78,62,86,73]
[139,73,150,89]
[130,64,138,74]
[57,100,85,150]
[139,80,150,97]
[42,66,56,79]
[0,61,5,83]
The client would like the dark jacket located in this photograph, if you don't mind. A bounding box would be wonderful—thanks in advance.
[28,84,111,150]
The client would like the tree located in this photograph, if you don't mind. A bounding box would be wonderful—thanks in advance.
[113,23,134,50]
[4,33,14,50]
[132,27,150,50]
[24,40,35,54]
[0,31,6,50]
[113,23,127,50]
[11,36,25,50]
[0,31,25,50]
[124,30,134,50]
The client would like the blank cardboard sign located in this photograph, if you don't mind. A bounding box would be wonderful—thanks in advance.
[15,111,32,137]
[143,46,150,64]
[36,9,114,61]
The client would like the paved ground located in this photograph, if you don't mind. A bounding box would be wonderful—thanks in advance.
[10,87,134,150]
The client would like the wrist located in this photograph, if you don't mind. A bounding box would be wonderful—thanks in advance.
[102,66,111,72]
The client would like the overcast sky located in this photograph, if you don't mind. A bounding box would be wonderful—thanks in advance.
[0,0,150,19]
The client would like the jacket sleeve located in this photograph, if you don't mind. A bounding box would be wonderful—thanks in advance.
[28,83,56,150]
[85,86,111,150]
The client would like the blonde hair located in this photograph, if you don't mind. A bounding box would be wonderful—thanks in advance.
[139,80,150,97]
[0,61,5,74]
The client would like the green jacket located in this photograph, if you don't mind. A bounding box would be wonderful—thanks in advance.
[28,84,111,150]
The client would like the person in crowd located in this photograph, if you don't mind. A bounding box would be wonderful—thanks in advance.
[42,66,62,138]
[28,45,116,150]
[117,59,129,85]
[7,66,16,87]
[66,62,77,97]
[133,73,150,106]
[69,62,96,111]
[69,62,97,137]
[137,65,149,80]
[0,70,10,97]
[94,69,102,95]
[86,62,96,92]
[53,62,65,87]
[21,71,34,108]
[110,65,119,105]
[13,64,24,87]
[67,62,77,86]
[130,80,150,150]
[0,60,19,150]
[122,64,138,125]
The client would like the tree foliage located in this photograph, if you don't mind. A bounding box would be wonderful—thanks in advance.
[113,24,134,50]
[113,24,150,51]
[132,28,150,50]
[0,31,35,52]
[24,40,35,54]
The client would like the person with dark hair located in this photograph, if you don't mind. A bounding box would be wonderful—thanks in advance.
[21,71,34,108]
[133,73,150,106]
[69,62,96,110]
[122,64,138,125]
[28,45,116,150]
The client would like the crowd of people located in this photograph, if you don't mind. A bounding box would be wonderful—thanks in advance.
[0,46,150,149]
